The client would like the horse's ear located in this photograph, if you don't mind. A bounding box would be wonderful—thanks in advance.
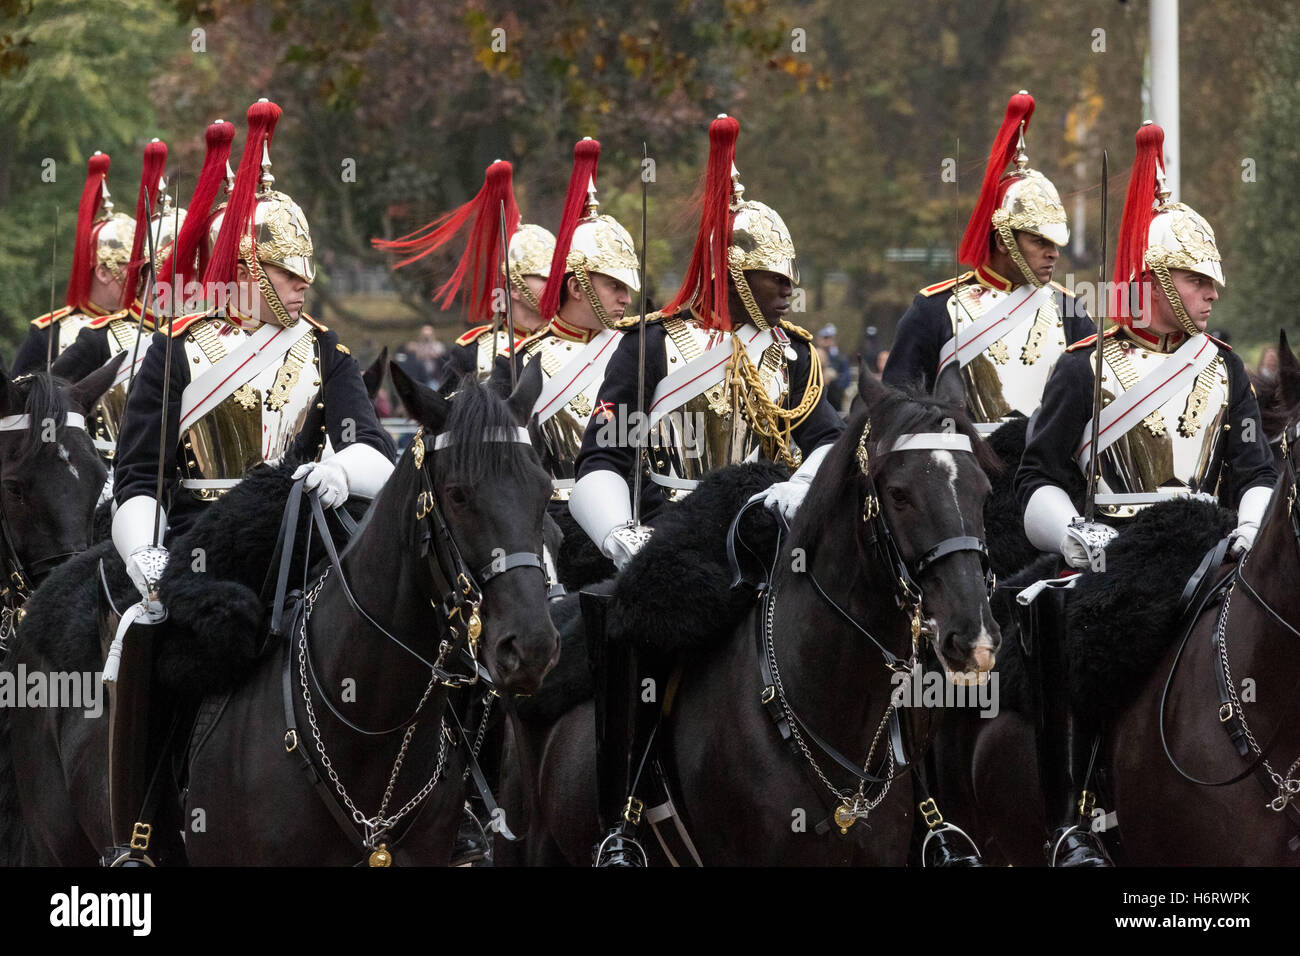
[855,361,888,411]
[1276,328,1300,411]
[362,346,388,400]
[506,358,543,426]
[390,360,449,431]
[933,365,967,412]
[0,364,20,417]
[486,355,513,399]
[66,353,126,415]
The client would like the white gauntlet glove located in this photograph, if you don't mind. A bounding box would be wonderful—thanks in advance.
[1062,520,1119,571]
[293,459,349,508]
[750,444,831,520]
[570,469,653,571]
[1229,485,1272,558]
[601,524,654,571]
[112,496,169,623]
[1024,484,1116,571]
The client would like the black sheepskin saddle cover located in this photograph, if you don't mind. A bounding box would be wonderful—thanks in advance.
[983,418,1037,578]
[21,460,356,702]
[989,498,1234,729]
[607,461,787,653]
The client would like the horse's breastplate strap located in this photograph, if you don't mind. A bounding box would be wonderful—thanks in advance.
[524,334,598,494]
[180,323,321,497]
[1092,340,1230,515]
[948,284,1067,423]
[646,318,790,492]
[90,318,142,454]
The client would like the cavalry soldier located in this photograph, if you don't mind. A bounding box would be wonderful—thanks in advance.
[13,153,136,375]
[495,137,641,509]
[105,100,394,865]
[53,122,236,463]
[1015,122,1275,865]
[372,160,556,394]
[882,91,1094,431]
[568,114,843,866]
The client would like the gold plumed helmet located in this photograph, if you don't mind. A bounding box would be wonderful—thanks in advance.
[567,178,640,293]
[729,174,798,284]
[207,158,315,286]
[150,176,188,272]
[93,173,135,280]
[505,222,556,312]
[1145,189,1224,287]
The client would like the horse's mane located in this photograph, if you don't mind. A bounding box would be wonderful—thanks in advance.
[5,373,72,470]
[437,381,549,486]
[793,385,1000,542]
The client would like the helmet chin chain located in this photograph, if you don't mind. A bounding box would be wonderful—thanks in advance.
[995,222,1045,289]
[1151,265,1202,337]
[728,261,773,331]
[569,260,617,331]
[509,270,540,313]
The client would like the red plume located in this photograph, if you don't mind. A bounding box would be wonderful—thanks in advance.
[538,138,602,321]
[158,120,236,295]
[664,115,740,331]
[202,100,282,288]
[958,91,1036,270]
[65,152,113,311]
[1112,123,1166,326]
[372,160,520,322]
[120,139,170,308]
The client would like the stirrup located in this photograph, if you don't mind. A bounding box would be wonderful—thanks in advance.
[449,805,490,867]
[1048,823,1112,868]
[104,847,156,868]
[594,829,648,868]
[920,822,983,868]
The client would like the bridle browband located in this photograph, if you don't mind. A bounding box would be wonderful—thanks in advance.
[729,421,993,834]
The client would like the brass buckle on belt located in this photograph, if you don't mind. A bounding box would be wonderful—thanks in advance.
[918,797,944,829]
[761,685,776,705]
[1077,790,1097,818]
[1219,702,1234,723]
[284,729,298,753]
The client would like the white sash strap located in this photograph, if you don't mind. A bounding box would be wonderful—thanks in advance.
[650,473,699,491]
[111,337,151,390]
[180,478,242,490]
[936,284,1054,375]
[533,329,622,424]
[1075,333,1218,470]
[648,326,775,430]
[0,413,86,432]
[179,321,313,432]
[1094,491,1216,507]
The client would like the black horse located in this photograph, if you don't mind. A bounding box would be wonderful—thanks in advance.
[0,359,122,654]
[507,374,1002,865]
[0,363,559,865]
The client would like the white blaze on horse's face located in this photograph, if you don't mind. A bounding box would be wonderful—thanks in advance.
[930,451,965,536]
[58,443,79,481]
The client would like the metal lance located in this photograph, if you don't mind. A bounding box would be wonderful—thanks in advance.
[631,142,650,527]
[44,206,58,373]
[498,199,518,392]
[129,176,164,393]
[152,173,182,547]
[1084,150,1109,523]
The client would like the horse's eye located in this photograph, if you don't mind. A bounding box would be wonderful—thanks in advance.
[445,485,472,509]
[2,480,23,503]
[887,486,909,506]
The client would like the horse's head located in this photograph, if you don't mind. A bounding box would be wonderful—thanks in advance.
[389,360,559,694]
[1256,329,1300,472]
[0,357,121,592]
[808,373,1001,682]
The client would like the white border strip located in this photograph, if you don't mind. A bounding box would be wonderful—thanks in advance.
[432,427,532,449]
[0,413,86,432]
[885,432,973,454]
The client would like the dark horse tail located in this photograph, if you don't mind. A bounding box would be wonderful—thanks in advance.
[0,699,27,865]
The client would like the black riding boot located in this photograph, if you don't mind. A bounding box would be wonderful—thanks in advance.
[914,751,983,867]
[1030,583,1111,867]
[450,691,501,866]
[101,597,157,867]
[586,587,666,868]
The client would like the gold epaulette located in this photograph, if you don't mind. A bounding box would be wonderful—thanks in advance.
[86,308,131,330]
[1065,327,1122,353]
[456,324,494,347]
[167,312,212,338]
[303,314,328,333]
[31,305,74,329]
[1050,280,1077,299]
[779,319,813,341]
[515,328,551,355]
[920,272,973,297]
[613,310,665,330]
